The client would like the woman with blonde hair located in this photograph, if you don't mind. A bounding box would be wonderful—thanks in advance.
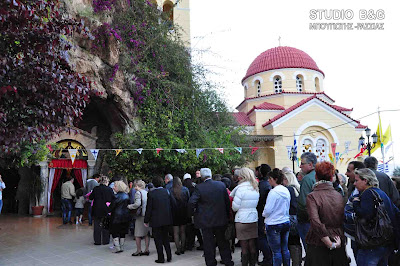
[282,167,300,197]
[128,180,151,256]
[109,180,130,253]
[231,167,260,266]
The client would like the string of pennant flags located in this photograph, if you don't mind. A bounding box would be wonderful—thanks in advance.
[60,146,278,164]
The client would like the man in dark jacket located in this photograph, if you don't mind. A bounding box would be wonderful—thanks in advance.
[364,156,400,207]
[257,164,272,266]
[89,175,114,245]
[144,176,174,263]
[188,168,233,266]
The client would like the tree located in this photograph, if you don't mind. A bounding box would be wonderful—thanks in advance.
[0,0,92,165]
[94,0,254,180]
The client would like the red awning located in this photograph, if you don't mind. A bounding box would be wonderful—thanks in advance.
[48,159,87,169]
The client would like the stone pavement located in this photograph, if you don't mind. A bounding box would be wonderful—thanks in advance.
[0,215,357,266]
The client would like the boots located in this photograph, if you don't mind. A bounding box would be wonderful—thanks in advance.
[289,245,302,266]
[249,253,257,266]
[113,238,121,253]
[242,254,250,266]
[119,238,125,252]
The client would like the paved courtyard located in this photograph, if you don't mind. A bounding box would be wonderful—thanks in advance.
[0,215,356,266]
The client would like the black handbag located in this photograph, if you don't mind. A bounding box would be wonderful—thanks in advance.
[355,189,393,248]
[136,191,143,216]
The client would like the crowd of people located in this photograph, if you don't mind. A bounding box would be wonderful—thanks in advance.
[59,154,400,266]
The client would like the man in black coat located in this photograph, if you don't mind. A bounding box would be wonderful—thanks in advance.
[144,176,174,263]
[88,176,114,245]
[188,168,233,266]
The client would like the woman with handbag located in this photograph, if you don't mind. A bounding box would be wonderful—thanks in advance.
[231,167,260,266]
[89,175,114,245]
[305,162,348,266]
[282,167,302,266]
[109,181,131,253]
[353,168,400,266]
[128,180,150,256]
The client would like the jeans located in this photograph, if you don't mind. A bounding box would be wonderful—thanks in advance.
[297,222,310,251]
[61,199,73,223]
[357,246,390,266]
[88,202,93,225]
[258,217,272,264]
[0,199,3,214]
[266,222,290,266]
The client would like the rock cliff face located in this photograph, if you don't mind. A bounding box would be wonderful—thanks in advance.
[62,0,138,134]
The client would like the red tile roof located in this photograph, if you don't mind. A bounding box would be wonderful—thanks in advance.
[247,102,285,115]
[236,92,335,110]
[242,46,324,82]
[262,95,364,128]
[332,105,353,112]
[232,112,255,126]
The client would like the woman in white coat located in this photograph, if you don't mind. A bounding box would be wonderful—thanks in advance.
[230,167,260,266]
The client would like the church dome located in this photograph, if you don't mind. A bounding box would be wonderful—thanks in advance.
[242,46,324,82]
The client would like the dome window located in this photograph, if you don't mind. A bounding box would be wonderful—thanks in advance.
[274,76,282,93]
[315,77,320,92]
[256,81,261,97]
[296,75,303,92]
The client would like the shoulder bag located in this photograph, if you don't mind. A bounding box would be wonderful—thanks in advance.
[355,189,393,248]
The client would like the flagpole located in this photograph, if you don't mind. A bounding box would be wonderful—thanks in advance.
[390,122,396,169]
[378,107,385,169]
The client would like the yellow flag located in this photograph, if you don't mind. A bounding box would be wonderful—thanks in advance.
[382,125,391,145]
[363,120,382,155]
[115,149,122,156]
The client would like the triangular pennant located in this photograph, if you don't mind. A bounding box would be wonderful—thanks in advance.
[286,146,292,159]
[46,145,53,152]
[340,157,344,165]
[156,148,163,155]
[115,149,122,156]
[250,146,259,155]
[234,147,242,154]
[196,148,204,158]
[216,148,224,154]
[68,149,77,164]
[90,149,99,161]
[175,149,187,154]
[269,146,278,152]
[135,148,143,155]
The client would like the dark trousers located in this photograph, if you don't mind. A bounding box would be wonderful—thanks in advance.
[202,226,233,266]
[153,226,172,262]
[258,217,272,264]
[93,217,110,245]
[87,202,93,225]
[195,228,204,246]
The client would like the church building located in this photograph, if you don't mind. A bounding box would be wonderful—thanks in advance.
[233,46,366,172]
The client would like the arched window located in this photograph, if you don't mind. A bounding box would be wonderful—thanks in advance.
[315,77,320,92]
[315,139,327,162]
[256,81,261,97]
[273,76,282,93]
[244,85,248,98]
[296,75,303,92]
[163,0,174,28]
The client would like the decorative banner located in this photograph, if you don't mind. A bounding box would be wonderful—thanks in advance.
[68,149,77,164]
[345,158,351,165]
[216,148,224,154]
[90,149,99,161]
[328,153,334,164]
[156,148,163,155]
[234,147,242,154]
[47,145,53,152]
[335,152,340,166]
[250,146,259,155]
[354,147,365,159]
[135,148,143,154]
[270,146,278,152]
[286,146,292,159]
[115,149,122,156]
[175,149,187,153]
[196,148,204,158]
[340,157,344,165]
[331,143,337,162]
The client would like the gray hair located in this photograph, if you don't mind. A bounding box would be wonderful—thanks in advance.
[165,174,173,181]
[233,169,240,177]
[301,152,317,166]
[200,168,212,178]
[364,156,378,170]
[355,168,379,187]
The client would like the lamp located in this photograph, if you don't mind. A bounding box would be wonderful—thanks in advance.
[372,133,378,144]
[365,127,371,137]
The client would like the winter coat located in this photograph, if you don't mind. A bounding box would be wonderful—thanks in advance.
[263,184,290,225]
[110,192,131,224]
[231,181,260,223]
